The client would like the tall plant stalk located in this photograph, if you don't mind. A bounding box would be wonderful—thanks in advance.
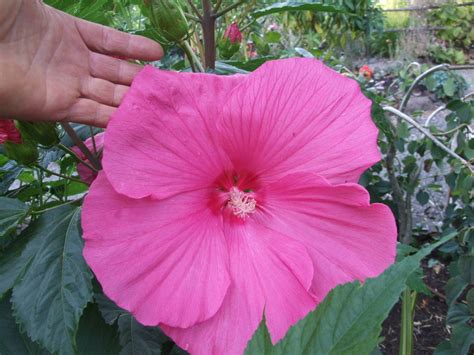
[400,287,417,355]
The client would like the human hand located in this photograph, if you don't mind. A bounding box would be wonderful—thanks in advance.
[0,0,163,127]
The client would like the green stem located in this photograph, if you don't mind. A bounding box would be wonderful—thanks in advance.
[30,197,84,215]
[60,122,102,170]
[400,287,417,355]
[181,40,205,72]
[57,144,98,173]
[35,164,88,185]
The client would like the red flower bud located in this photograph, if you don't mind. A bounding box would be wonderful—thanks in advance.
[224,22,242,44]
[0,119,22,144]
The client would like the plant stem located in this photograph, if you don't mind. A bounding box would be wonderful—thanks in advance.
[60,122,102,170]
[30,197,84,215]
[181,40,205,72]
[214,0,245,18]
[186,0,202,18]
[400,287,417,355]
[35,164,88,185]
[58,144,98,173]
[400,64,474,112]
[201,0,216,69]
[214,0,223,12]
[89,126,97,155]
[383,106,473,172]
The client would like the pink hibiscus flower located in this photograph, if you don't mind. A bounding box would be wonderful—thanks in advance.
[0,119,22,144]
[82,58,396,355]
[72,132,105,184]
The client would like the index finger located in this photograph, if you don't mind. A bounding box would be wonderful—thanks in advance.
[75,18,164,61]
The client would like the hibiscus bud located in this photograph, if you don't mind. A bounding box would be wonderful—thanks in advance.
[0,119,22,145]
[144,0,189,43]
[16,121,60,147]
[218,22,242,59]
[4,140,38,165]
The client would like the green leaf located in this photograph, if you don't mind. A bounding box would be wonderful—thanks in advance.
[416,190,430,205]
[250,1,344,19]
[443,77,456,97]
[435,324,474,355]
[264,31,281,43]
[0,197,28,237]
[77,302,122,355]
[118,314,168,355]
[467,289,474,314]
[445,275,468,307]
[0,225,37,299]
[95,292,169,355]
[458,255,474,283]
[245,234,456,355]
[0,293,49,355]
[447,304,471,326]
[11,206,93,354]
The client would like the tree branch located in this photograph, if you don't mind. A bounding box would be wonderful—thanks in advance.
[186,0,202,18]
[383,106,472,172]
[214,0,245,18]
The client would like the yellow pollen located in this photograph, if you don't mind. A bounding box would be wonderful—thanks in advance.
[228,187,256,219]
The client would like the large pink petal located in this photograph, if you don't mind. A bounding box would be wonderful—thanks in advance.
[103,67,242,199]
[219,58,380,184]
[82,173,230,328]
[162,220,315,354]
[255,172,397,301]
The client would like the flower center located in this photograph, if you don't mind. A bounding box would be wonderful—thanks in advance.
[227,187,256,219]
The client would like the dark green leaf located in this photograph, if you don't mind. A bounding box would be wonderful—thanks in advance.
[0,225,37,299]
[118,314,168,355]
[245,234,456,355]
[95,292,126,325]
[458,255,474,283]
[0,197,28,237]
[447,304,471,326]
[251,1,345,19]
[77,302,122,355]
[0,293,49,355]
[435,324,474,355]
[416,190,430,205]
[445,275,468,307]
[95,292,170,355]
[11,206,93,354]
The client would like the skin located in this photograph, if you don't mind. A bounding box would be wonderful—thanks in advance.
[0,0,163,127]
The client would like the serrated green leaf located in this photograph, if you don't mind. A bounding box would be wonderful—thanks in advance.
[0,197,28,237]
[77,302,122,355]
[11,206,93,355]
[245,234,456,355]
[0,293,49,355]
[0,226,37,299]
[118,314,168,355]
[95,292,170,355]
[250,1,344,19]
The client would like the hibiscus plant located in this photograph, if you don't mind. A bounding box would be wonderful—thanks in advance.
[0,1,472,355]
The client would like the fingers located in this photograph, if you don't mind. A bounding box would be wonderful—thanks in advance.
[89,52,143,85]
[76,18,164,61]
[80,77,128,107]
[67,98,116,128]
